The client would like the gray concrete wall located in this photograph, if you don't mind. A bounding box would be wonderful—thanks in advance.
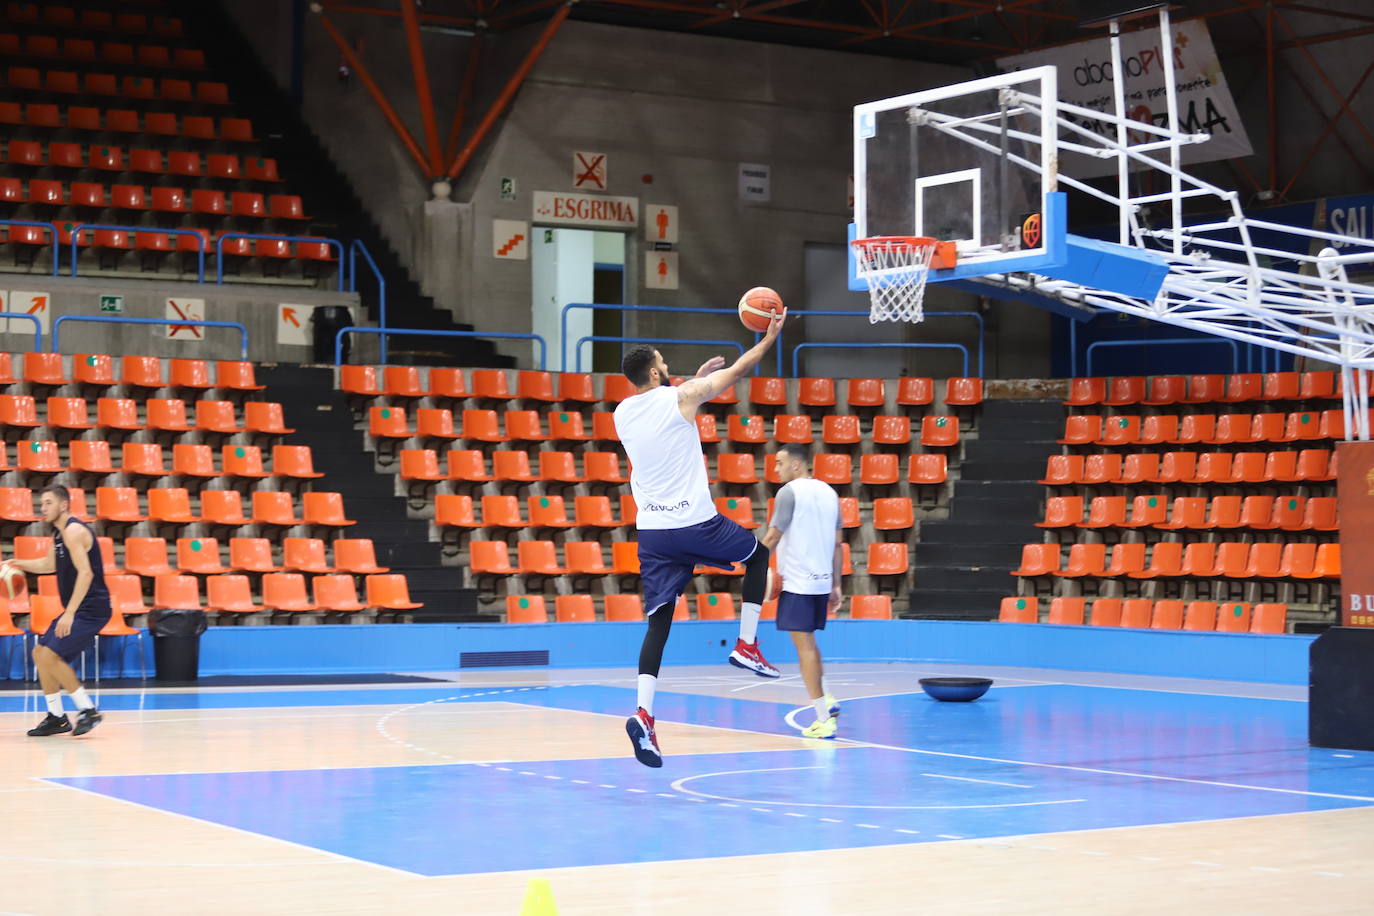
[1,275,360,363]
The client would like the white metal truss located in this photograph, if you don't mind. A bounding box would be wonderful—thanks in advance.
[907,7,1374,439]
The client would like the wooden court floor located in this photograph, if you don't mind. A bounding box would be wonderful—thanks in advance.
[3,663,1373,915]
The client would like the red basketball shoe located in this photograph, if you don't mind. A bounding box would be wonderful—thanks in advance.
[729,638,780,678]
[626,707,662,768]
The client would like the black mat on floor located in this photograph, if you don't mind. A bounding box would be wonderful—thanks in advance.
[0,673,451,690]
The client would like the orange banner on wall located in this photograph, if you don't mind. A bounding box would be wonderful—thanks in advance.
[1337,440,1374,627]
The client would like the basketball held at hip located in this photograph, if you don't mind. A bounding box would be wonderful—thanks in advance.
[738,287,785,333]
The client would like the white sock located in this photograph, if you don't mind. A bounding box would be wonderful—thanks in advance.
[813,696,830,722]
[739,602,761,644]
[637,674,656,717]
[45,693,63,717]
[69,687,94,711]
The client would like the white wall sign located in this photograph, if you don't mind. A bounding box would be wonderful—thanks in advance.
[645,204,679,244]
[277,304,314,346]
[739,163,771,203]
[493,219,529,260]
[7,291,50,335]
[573,151,608,190]
[998,19,1252,176]
[533,191,639,229]
[645,251,679,290]
[166,297,205,341]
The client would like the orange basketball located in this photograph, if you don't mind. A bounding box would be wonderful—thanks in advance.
[738,287,784,333]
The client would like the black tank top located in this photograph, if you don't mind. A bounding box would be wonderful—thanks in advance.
[55,517,110,613]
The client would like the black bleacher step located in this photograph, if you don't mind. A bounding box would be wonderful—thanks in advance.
[981,398,1065,421]
[915,542,1024,566]
[976,419,1064,441]
[957,458,1047,480]
[387,566,461,589]
[902,588,1004,620]
[952,497,1044,522]
[919,519,1031,545]
[913,565,1016,590]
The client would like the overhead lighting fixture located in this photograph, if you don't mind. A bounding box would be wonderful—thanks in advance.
[420,23,476,37]
[1076,1,1180,28]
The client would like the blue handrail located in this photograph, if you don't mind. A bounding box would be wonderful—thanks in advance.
[0,313,42,351]
[215,232,344,289]
[1085,338,1239,376]
[347,241,387,364]
[52,316,249,359]
[560,303,755,373]
[67,223,207,281]
[782,309,986,377]
[0,219,59,276]
[791,342,970,377]
[573,335,747,373]
[334,326,548,369]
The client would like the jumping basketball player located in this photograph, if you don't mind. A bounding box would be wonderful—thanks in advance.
[763,443,843,738]
[616,309,786,767]
[9,485,112,737]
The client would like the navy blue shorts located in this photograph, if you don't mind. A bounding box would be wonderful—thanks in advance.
[638,514,758,615]
[776,591,829,632]
[37,605,111,664]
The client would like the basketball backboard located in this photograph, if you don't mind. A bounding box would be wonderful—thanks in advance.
[849,66,1064,289]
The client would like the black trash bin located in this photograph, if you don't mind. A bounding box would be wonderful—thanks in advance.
[312,305,354,364]
[148,608,207,682]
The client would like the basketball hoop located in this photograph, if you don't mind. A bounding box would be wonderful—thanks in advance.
[851,236,950,324]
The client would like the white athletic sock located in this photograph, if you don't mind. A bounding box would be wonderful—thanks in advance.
[45,693,63,717]
[813,696,830,722]
[69,687,94,711]
[739,602,761,644]
[637,674,656,717]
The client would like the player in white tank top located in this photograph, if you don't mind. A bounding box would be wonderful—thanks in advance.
[763,443,845,739]
[614,310,787,767]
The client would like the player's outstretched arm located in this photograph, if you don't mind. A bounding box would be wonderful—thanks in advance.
[678,308,786,411]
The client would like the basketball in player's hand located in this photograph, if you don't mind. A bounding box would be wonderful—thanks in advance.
[738,287,784,333]
[0,564,24,598]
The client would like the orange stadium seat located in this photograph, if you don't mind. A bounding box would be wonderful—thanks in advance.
[998,597,1037,623]
[1047,597,1085,625]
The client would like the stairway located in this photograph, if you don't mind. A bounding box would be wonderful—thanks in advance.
[905,398,1063,620]
[185,3,514,369]
[257,365,479,620]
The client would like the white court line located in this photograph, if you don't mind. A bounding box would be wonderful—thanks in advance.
[832,737,1374,804]
[922,773,1033,789]
[38,781,420,878]
[670,766,1085,811]
[730,675,803,693]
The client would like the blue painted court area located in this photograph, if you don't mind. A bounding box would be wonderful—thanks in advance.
[43,679,1374,877]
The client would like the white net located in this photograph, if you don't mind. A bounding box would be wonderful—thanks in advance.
[851,236,937,324]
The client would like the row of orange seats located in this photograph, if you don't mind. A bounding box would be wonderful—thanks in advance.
[999,596,1287,633]
[0,353,264,390]
[1058,411,1354,446]
[469,540,908,578]
[0,178,304,218]
[11,534,387,578]
[1065,372,1339,406]
[1036,494,1337,531]
[504,593,894,623]
[2,142,280,182]
[4,67,228,104]
[2,573,422,622]
[0,101,253,140]
[370,407,962,449]
[0,32,203,68]
[4,5,183,35]
[0,396,290,433]
[0,486,351,527]
[342,365,981,411]
[0,223,332,261]
[1039,450,1335,485]
[432,493,917,533]
[1013,540,1340,579]
[0,442,323,480]
[416,449,947,488]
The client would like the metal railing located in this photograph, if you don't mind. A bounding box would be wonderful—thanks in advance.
[215,232,344,289]
[334,326,548,369]
[573,335,746,373]
[791,342,970,378]
[347,240,387,363]
[0,312,43,352]
[1084,337,1240,376]
[68,223,208,281]
[0,219,60,276]
[560,303,758,373]
[52,315,249,358]
[782,309,986,377]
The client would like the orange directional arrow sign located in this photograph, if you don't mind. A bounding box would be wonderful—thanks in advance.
[25,296,46,314]
[283,307,300,328]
